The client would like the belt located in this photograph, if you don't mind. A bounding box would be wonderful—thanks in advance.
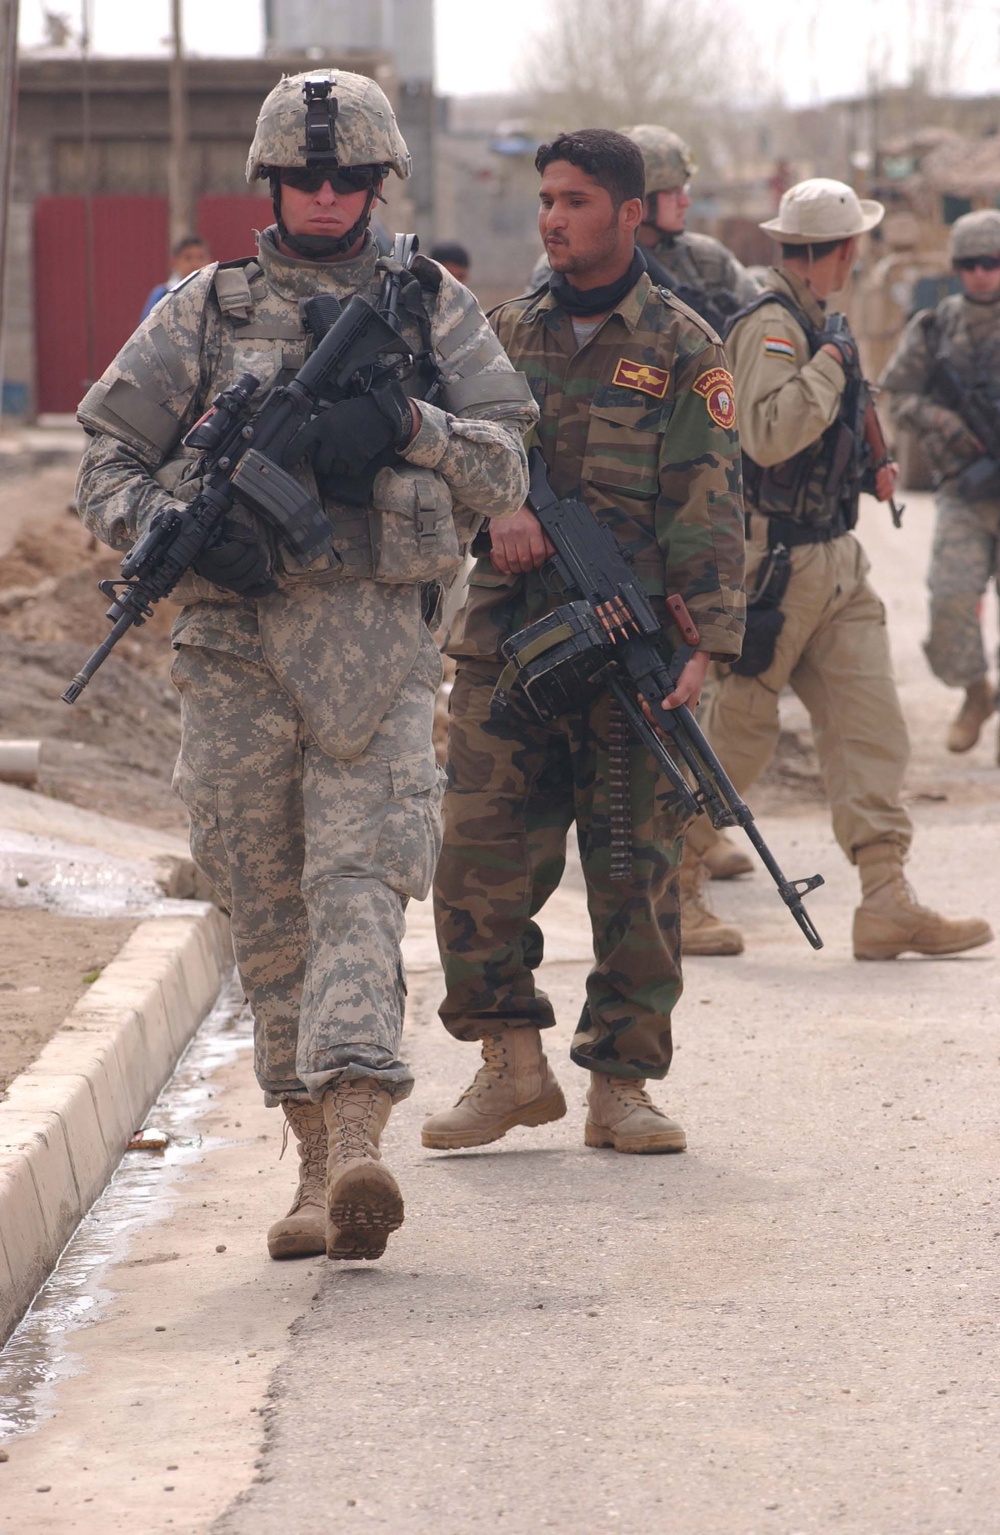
[747,511,849,548]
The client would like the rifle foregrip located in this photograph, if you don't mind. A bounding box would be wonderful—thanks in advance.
[665,595,700,647]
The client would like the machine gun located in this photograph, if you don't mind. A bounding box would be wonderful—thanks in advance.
[62,294,412,704]
[494,450,825,949]
[823,312,905,529]
[927,355,1000,501]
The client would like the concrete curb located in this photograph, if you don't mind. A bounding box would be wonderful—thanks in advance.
[0,903,233,1344]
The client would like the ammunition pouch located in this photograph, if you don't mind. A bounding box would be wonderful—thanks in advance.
[370,465,464,584]
[730,543,791,678]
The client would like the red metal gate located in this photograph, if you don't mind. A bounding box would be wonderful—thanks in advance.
[33,195,272,415]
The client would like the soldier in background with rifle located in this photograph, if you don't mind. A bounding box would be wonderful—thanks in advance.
[424,129,746,1157]
[73,71,536,1264]
[881,210,1000,758]
[684,179,992,962]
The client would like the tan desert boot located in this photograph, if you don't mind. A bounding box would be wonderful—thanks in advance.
[322,1077,404,1261]
[946,679,995,753]
[702,832,755,881]
[853,845,994,960]
[585,1073,687,1154]
[267,1099,328,1260]
[679,842,745,956]
[421,1026,567,1150]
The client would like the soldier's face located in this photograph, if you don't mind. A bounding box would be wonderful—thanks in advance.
[538,161,642,283]
[650,187,691,234]
[956,257,1000,302]
[279,178,376,245]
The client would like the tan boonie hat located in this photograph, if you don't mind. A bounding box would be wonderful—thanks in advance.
[620,124,697,194]
[760,177,884,244]
[950,209,1000,261]
[246,69,411,184]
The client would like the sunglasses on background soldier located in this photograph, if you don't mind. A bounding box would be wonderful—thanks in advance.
[954,255,1000,272]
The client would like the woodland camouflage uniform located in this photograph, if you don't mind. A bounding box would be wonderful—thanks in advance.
[434,269,745,1079]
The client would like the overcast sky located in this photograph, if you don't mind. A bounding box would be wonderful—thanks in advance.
[17,0,1000,106]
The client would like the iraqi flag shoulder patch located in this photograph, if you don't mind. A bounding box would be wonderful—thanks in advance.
[692,366,737,430]
[764,335,796,359]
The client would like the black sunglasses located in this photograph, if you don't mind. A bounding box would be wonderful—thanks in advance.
[955,255,1000,272]
[278,164,384,196]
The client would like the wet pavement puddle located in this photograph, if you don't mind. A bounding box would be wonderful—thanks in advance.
[0,974,248,1439]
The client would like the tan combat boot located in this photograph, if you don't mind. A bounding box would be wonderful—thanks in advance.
[322,1077,404,1261]
[679,842,745,956]
[946,679,995,752]
[267,1099,327,1260]
[585,1073,687,1154]
[702,832,755,881]
[421,1026,567,1150]
[853,845,994,961]
[686,816,754,880]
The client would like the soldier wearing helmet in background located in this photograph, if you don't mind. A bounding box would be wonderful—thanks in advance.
[681,178,993,962]
[73,71,537,1264]
[881,209,1000,760]
[525,123,758,332]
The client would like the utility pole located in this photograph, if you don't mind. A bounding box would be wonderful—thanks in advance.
[0,0,20,416]
[167,0,191,247]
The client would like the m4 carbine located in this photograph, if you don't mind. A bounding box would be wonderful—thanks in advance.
[495,449,825,949]
[927,356,1000,500]
[63,294,412,704]
[823,312,905,529]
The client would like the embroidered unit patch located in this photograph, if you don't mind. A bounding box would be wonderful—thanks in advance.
[692,366,737,429]
[764,335,795,358]
[611,358,670,398]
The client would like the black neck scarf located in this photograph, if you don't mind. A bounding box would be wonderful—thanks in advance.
[548,247,646,316]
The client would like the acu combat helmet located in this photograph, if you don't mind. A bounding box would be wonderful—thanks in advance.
[950,209,1000,262]
[247,70,411,259]
[620,124,697,194]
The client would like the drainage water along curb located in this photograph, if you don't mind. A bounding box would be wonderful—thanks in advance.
[0,904,233,1343]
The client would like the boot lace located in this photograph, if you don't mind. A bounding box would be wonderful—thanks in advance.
[328,1083,381,1161]
[280,1101,327,1212]
[608,1079,654,1112]
[457,1032,509,1104]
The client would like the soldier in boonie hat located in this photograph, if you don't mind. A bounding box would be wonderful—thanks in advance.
[681,176,993,963]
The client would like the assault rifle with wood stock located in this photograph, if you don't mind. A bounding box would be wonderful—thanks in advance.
[62,285,416,705]
[493,449,825,949]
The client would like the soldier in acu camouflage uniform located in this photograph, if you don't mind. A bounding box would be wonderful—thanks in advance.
[881,209,1000,758]
[684,179,992,961]
[526,124,758,336]
[74,70,536,1262]
[423,130,745,1157]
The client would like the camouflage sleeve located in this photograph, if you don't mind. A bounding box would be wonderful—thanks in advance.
[75,269,219,551]
[399,269,537,522]
[657,334,746,659]
[878,310,968,454]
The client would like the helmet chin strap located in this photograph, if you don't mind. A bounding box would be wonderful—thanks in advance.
[269,173,379,260]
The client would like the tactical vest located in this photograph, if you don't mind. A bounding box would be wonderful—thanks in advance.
[725,290,860,543]
[209,248,470,591]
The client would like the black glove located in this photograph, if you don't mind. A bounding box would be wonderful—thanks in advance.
[815,323,858,371]
[192,518,275,596]
[284,385,413,480]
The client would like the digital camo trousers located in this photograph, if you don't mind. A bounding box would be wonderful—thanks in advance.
[433,661,687,1080]
[170,640,443,1106]
[925,488,1000,688]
